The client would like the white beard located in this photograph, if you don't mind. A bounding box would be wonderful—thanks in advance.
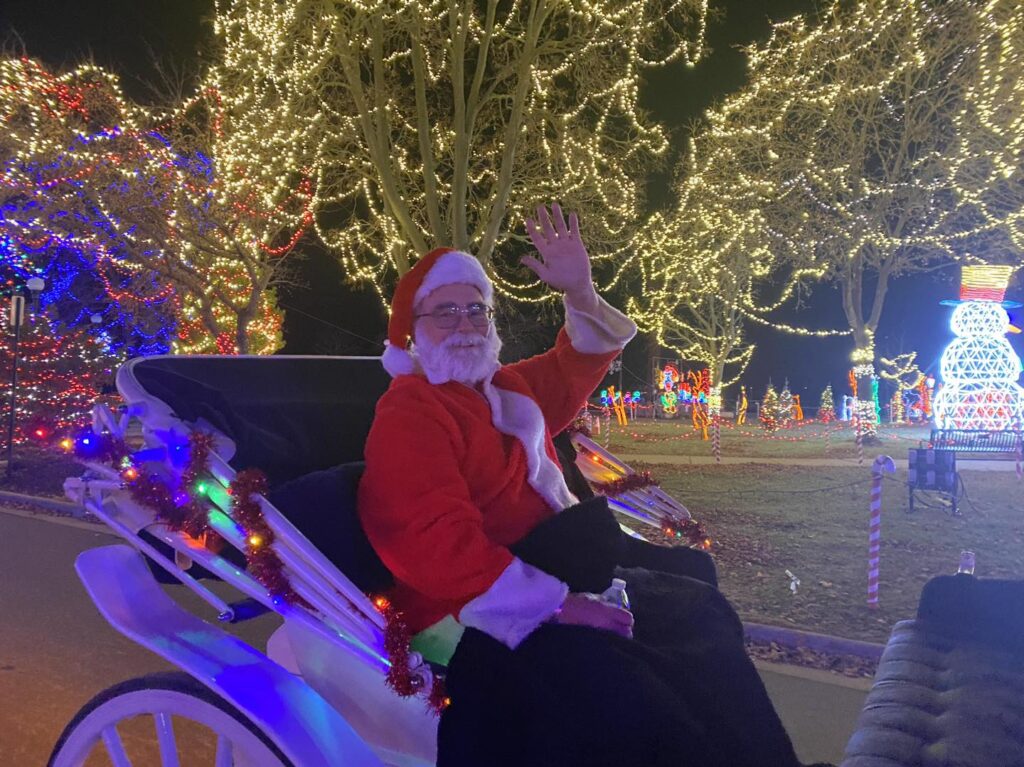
[415,326,502,385]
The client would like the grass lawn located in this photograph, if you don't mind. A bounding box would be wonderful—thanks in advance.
[7,428,1021,647]
[602,418,933,461]
[632,461,1024,644]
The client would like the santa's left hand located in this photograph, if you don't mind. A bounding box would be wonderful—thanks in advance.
[523,203,599,310]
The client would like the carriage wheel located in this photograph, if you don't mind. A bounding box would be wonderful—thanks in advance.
[48,671,293,767]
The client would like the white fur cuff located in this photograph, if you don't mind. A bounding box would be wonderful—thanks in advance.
[563,295,637,355]
[458,558,568,649]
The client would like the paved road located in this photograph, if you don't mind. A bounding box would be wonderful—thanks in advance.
[0,509,281,765]
[0,508,864,765]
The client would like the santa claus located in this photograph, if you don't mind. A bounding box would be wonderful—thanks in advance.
[358,204,808,767]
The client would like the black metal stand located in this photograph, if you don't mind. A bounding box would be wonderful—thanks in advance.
[5,311,22,479]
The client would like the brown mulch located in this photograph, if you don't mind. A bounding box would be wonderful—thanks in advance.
[745,639,878,679]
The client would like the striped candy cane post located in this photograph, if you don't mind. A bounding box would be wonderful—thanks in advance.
[712,414,721,464]
[867,454,896,609]
[854,411,864,466]
[1016,420,1022,482]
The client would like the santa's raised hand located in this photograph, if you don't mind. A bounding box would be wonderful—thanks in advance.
[523,203,599,312]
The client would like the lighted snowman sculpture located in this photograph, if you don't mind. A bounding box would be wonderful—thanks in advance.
[933,266,1024,431]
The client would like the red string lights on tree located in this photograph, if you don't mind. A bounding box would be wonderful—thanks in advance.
[0,314,116,444]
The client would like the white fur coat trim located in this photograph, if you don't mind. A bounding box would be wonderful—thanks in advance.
[563,294,638,355]
[458,557,568,649]
[481,381,579,513]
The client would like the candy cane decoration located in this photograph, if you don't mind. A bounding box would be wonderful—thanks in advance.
[1016,420,1022,482]
[712,414,721,463]
[867,455,896,609]
[854,412,864,466]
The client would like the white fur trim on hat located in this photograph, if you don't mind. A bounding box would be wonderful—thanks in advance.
[381,340,416,377]
[414,250,493,307]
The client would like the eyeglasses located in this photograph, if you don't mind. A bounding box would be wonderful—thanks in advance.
[415,302,495,329]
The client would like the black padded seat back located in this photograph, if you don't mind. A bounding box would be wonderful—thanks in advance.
[267,461,394,594]
[124,356,392,486]
[122,356,395,588]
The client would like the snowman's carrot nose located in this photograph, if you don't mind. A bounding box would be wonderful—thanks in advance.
[1008,324,1022,334]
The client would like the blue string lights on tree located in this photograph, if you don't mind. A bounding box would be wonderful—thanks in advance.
[1,58,290,358]
[0,230,177,356]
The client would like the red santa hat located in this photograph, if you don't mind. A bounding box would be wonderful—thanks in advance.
[381,247,494,377]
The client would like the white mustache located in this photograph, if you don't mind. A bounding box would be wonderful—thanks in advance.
[441,333,487,350]
[416,326,501,385]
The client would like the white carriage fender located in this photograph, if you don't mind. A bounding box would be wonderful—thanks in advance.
[75,544,386,767]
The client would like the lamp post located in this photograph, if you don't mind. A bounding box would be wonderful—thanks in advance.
[6,278,45,479]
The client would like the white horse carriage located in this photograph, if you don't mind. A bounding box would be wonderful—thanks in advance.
[49,355,695,767]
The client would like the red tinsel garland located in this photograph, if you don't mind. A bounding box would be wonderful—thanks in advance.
[375,597,448,714]
[662,517,713,550]
[120,432,220,543]
[592,471,658,496]
[79,430,443,711]
[230,468,309,606]
[591,470,712,550]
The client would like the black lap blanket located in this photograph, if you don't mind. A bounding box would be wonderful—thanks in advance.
[438,497,802,767]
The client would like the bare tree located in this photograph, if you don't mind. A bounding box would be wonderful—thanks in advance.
[674,0,1024,432]
[0,57,301,354]
[207,0,709,305]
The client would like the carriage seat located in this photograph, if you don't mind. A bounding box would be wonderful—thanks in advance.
[841,575,1024,766]
[267,461,394,595]
[122,356,599,600]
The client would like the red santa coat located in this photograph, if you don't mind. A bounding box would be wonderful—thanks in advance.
[358,298,636,647]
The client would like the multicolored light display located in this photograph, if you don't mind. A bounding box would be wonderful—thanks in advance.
[0,57,293,356]
[934,267,1024,431]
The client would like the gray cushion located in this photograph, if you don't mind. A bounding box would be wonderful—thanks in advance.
[841,620,1024,767]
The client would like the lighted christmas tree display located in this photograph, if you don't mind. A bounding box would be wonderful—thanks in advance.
[0,313,116,445]
[778,381,794,426]
[818,385,836,423]
[760,383,781,433]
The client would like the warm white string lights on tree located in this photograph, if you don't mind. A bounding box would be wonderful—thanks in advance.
[0,57,297,355]
[646,0,1023,436]
[879,352,924,422]
[206,0,708,306]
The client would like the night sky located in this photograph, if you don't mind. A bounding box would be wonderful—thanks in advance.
[4,1,1020,403]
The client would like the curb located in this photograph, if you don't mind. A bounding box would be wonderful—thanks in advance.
[0,489,84,515]
[0,504,108,533]
[744,621,885,662]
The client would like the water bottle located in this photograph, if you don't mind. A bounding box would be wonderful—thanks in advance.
[600,578,630,610]
[957,550,976,576]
